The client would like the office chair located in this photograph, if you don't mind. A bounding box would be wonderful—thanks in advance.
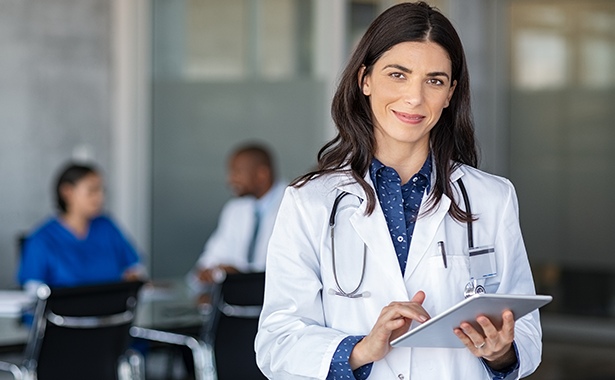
[0,280,145,380]
[209,271,267,380]
[132,272,266,380]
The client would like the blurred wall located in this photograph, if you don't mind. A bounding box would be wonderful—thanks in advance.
[0,0,113,288]
[150,0,333,277]
[508,1,615,270]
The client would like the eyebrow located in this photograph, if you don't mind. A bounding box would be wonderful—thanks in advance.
[383,64,450,80]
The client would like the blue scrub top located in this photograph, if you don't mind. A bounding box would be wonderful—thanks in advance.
[18,215,140,288]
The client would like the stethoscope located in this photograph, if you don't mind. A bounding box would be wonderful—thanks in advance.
[457,179,486,298]
[328,178,483,299]
[328,190,369,298]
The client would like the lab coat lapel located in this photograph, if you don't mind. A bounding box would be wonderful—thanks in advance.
[404,193,451,280]
[404,166,463,280]
[336,175,408,298]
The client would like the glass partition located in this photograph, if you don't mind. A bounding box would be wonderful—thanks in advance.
[509,0,615,317]
[151,0,325,277]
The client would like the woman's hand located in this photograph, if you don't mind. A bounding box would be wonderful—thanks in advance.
[349,291,430,370]
[123,268,144,282]
[453,309,517,371]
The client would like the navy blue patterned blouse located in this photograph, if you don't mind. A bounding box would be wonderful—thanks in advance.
[326,156,431,380]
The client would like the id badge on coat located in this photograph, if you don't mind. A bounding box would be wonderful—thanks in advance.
[469,245,497,279]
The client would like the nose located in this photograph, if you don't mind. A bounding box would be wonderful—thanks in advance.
[403,79,423,106]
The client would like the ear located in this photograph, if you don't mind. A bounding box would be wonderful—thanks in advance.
[255,165,270,181]
[444,80,457,108]
[357,65,371,96]
[59,183,74,209]
[59,183,73,199]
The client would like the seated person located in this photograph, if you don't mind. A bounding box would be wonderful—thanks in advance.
[187,143,285,291]
[18,162,145,293]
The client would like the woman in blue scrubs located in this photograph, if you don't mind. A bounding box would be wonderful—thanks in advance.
[18,163,144,291]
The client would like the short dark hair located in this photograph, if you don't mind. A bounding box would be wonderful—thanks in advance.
[231,143,276,175]
[294,1,477,222]
[55,163,99,212]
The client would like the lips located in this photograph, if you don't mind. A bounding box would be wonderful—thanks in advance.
[393,110,425,124]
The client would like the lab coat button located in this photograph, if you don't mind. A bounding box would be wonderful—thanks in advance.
[398,374,405,380]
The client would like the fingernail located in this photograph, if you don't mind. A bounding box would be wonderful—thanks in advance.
[418,315,427,322]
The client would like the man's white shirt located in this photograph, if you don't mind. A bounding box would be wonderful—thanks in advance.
[187,181,286,291]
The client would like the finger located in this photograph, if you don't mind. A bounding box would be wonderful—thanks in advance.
[459,322,485,347]
[476,315,499,340]
[453,327,483,352]
[383,302,430,323]
[198,270,211,282]
[383,317,409,331]
[410,290,426,304]
[500,310,515,340]
[453,327,472,346]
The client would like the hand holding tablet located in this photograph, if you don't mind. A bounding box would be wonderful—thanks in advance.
[390,294,552,348]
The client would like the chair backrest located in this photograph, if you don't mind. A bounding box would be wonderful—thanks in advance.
[25,280,144,380]
[209,272,266,380]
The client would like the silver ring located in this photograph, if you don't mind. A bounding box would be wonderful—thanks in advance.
[474,342,486,349]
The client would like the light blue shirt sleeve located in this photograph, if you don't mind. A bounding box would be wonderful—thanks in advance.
[327,336,373,380]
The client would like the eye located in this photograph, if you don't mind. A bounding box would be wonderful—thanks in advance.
[427,78,445,86]
[389,72,406,79]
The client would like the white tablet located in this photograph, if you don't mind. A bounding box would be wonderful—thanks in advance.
[390,293,552,348]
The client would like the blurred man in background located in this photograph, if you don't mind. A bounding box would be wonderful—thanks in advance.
[187,143,285,291]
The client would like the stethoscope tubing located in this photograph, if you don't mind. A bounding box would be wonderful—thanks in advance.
[329,191,368,298]
[457,178,473,249]
[328,179,474,298]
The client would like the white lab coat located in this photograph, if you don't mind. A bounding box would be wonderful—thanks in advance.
[255,165,542,379]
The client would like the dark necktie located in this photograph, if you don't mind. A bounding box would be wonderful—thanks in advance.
[246,207,261,264]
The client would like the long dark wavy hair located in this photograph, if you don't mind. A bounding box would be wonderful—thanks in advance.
[292,1,478,223]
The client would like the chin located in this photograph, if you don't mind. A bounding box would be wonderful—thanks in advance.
[89,210,103,219]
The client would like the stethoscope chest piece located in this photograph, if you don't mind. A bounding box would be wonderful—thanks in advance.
[464,279,486,298]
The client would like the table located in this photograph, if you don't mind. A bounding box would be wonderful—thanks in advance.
[0,278,205,351]
[0,291,32,319]
[136,278,205,330]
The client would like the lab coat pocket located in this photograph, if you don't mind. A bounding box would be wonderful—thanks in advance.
[424,253,470,313]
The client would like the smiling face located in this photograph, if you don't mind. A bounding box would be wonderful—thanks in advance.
[360,41,457,158]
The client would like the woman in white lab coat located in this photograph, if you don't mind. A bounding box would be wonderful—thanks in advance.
[255,2,541,379]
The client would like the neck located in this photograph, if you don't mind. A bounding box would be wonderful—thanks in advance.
[375,143,429,184]
[254,181,274,199]
[60,212,91,237]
